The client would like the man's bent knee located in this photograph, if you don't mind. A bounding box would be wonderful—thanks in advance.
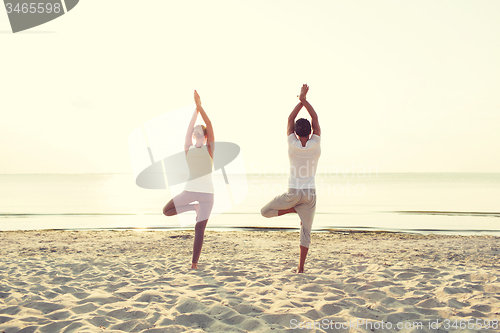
[261,206,278,218]
[261,207,270,218]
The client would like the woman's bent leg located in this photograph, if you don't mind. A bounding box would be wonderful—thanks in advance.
[163,191,197,216]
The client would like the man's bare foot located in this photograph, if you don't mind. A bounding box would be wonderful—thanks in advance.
[296,266,304,273]
[191,263,198,269]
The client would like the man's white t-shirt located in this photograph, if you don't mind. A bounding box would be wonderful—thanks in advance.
[287,134,321,189]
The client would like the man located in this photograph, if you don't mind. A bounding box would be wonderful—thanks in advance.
[261,84,321,273]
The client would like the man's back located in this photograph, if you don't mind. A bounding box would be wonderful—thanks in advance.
[288,134,321,189]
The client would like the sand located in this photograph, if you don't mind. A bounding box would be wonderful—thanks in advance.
[0,230,499,333]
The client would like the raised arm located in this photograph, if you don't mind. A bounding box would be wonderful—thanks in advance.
[299,84,321,136]
[287,102,303,136]
[194,90,215,158]
[184,107,198,153]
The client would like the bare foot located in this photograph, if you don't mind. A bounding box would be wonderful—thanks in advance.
[191,263,198,269]
[296,266,304,273]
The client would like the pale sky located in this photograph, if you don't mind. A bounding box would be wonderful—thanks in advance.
[1,0,499,174]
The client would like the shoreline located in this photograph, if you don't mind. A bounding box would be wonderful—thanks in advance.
[1,226,499,238]
[1,230,499,332]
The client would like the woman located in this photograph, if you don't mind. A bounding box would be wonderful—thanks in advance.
[163,90,215,269]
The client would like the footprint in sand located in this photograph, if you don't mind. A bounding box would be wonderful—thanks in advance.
[135,291,167,303]
[71,302,99,314]
[61,321,84,333]
[395,272,418,280]
[175,298,207,314]
[110,319,152,332]
[174,313,215,329]
[37,321,71,333]
[385,311,422,323]
[106,308,148,321]
[471,304,491,312]
[318,303,342,316]
[87,315,117,328]
[416,298,446,308]
[23,302,65,315]
[46,310,72,320]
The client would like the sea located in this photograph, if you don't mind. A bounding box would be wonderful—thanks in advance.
[1,173,499,236]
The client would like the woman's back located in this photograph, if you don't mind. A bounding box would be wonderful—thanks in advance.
[184,145,214,193]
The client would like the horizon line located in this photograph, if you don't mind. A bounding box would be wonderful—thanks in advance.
[1,171,499,175]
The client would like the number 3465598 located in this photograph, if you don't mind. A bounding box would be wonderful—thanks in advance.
[5,3,62,14]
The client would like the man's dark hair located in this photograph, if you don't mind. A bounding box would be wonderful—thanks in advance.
[295,118,311,137]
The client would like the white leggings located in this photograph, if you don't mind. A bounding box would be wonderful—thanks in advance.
[164,191,214,263]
